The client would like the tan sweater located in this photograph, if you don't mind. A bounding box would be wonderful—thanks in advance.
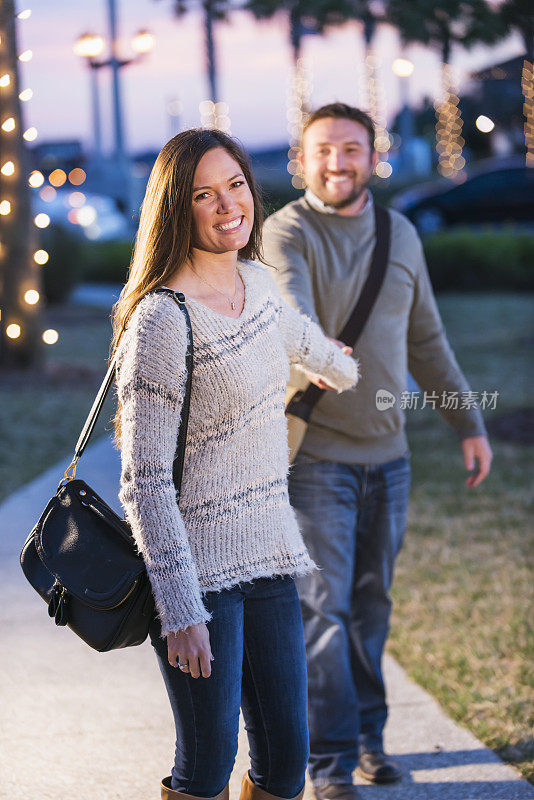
[263,191,486,465]
[115,260,359,635]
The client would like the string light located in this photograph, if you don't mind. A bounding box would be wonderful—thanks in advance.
[23,126,37,141]
[34,213,50,228]
[198,100,232,133]
[28,169,44,187]
[363,52,392,180]
[43,329,59,345]
[286,57,312,190]
[435,65,465,179]
[6,324,21,339]
[522,60,534,167]
[1,160,15,176]
[1,7,58,354]
[34,250,49,265]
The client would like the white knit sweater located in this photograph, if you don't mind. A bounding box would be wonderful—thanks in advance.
[115,260,359,636]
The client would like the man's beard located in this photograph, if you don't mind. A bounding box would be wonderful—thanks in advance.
[313,172,372,209]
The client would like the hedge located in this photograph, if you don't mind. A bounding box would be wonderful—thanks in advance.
[58,226,534,295]
[423,228,534,292]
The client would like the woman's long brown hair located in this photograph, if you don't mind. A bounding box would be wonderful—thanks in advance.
[110,128,264,445]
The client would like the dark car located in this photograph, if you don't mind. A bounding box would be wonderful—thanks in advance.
[391,157,534,233]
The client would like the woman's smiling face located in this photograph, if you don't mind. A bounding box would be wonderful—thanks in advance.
[191,147,255,255]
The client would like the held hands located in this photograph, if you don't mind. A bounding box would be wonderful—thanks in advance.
[304,338,353,391]
[461,435,493,488]
[167,622,213,678]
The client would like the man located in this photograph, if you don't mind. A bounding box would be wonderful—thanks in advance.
[262,103,492,799]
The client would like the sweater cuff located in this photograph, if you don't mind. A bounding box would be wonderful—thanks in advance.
[150,571,212,638]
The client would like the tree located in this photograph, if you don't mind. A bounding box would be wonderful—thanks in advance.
[387,0,505,175]
[387,0,504,72]
[157,0,231,103]
[500,0,534,163]
[500,0,534,62]
[0,0,41,367]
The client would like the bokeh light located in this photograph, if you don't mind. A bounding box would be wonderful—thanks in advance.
[68,168,86,185]
[24,290,40,305]
[34,213,50,228]
[28,169,44,189]
[34,249,49,265]
[43,329,59,345]
[39,186,56,202]
[1,161,15,176]
[475,115,495,133]
[49,168,67,187]
[68,191,86,208]
[6,324,21,339]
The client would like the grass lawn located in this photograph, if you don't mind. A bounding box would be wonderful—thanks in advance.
[0,304,115,502]
[388,293,534,781]
[1,292,532,780]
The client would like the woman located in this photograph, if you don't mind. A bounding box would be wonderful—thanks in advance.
[111,128,359,800]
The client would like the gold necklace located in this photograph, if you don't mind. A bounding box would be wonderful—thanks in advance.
[189,264,239,310]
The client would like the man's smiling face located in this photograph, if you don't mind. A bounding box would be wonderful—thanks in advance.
[299,116,377,214]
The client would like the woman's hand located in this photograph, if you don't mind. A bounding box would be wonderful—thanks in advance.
[167,622,214,678]
[304,338,353,390]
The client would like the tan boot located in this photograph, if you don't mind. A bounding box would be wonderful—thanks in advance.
[161,776,230,800]
[239,771,305,800]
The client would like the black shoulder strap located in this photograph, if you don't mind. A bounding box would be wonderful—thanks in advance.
[63,289,193,500]
[286,203,391,423]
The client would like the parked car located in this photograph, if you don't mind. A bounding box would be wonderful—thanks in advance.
[31,188,130,241]
[391,157,534,233]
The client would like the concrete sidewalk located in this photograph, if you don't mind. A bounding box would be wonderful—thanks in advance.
[1,437,532,800]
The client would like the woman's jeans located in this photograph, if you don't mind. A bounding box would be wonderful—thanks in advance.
[150,575,310,798]
[288,454,411,785]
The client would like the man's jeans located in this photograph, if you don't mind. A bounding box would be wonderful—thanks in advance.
[289,454,411,785]
[150,575,309,798]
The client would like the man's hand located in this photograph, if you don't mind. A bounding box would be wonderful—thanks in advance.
[461,435,493,488]
[304,338,353,391]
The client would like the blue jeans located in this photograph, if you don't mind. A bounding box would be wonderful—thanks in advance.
[288,454,411,785]
[149,575,310,797]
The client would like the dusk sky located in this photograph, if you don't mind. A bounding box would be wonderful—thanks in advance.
[17,0,525,154]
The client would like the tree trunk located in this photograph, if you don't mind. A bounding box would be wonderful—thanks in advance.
[289,5,302,66]
[0,0,41,367]
[203,0,218,102]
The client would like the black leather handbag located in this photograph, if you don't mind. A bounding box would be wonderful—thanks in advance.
[19,289,193,652]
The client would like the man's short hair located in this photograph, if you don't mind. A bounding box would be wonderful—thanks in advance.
[302,103,376,152]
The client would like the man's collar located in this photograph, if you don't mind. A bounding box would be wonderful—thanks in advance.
[304,188,373,217]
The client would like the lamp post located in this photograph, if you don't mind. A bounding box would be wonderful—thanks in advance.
[392,57,415,174]
[73,33,105,161]
[73,4,154,216]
